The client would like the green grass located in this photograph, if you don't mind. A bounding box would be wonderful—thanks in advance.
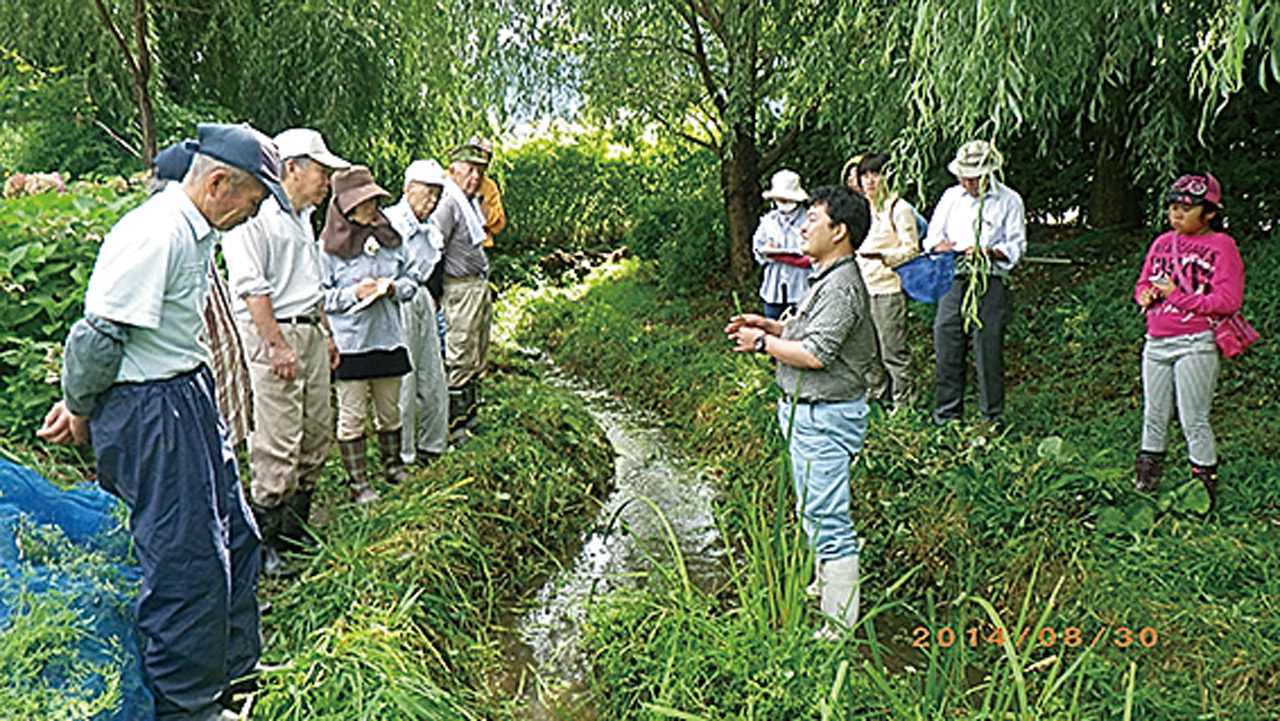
[254,367,615,718]
[514,228,1280,719]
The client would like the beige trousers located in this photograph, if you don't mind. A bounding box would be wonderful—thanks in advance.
[335,376,403,442]
[442,275,492,388]
[241,321,332,507]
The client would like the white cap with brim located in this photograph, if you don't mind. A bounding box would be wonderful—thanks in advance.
[274,128,351,170]
[196,122,292,214]
[404,159,446,187]
[948,140,1003,179]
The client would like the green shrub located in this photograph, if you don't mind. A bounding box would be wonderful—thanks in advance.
[625,188,728,297]
[0,188,142,439]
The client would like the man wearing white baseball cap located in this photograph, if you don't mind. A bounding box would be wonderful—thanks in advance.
[386,160,449,464]
[222,127,350,577]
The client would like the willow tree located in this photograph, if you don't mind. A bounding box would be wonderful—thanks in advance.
[828,0,1280,227]
[536,0,861,282]
[2,0,505,177]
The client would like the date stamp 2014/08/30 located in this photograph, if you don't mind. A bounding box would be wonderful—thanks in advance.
[911,625,1159,650]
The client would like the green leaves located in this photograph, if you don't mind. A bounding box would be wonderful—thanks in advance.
[0,188,137,438]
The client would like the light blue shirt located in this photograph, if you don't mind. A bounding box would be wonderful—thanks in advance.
[752,207,810,305]
[384,198,443,284]
[83,183,215,382]
[320,235,416,355]
[925,180,1026,273]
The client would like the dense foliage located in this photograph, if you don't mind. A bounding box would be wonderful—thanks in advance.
[515,227,1280,717]
[0,0,504,182]
[0,187,142,448]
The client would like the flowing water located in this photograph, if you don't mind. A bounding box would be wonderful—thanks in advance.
[495,368,726,719]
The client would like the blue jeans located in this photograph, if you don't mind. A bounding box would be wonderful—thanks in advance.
[778,397,868,561]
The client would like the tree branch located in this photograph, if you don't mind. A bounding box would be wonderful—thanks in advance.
[667,0,727,116]
[650,111,721,155]
[757,95,822,172]
[133,0,151,82]
[91,0,143,81]
[91,117,142,159]
[692,0,726,46]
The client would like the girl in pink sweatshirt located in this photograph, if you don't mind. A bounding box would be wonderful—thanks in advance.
[1133,173,1243,507]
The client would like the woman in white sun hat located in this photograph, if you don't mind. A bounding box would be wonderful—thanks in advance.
[752,169,812,319]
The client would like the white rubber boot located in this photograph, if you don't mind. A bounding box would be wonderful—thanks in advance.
[815,555,860,640]
[806,558,823,599]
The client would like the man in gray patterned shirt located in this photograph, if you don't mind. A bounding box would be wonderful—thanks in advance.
[727,184,876,640]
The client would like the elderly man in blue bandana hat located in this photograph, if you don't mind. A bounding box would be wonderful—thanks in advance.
[38,123,285,721]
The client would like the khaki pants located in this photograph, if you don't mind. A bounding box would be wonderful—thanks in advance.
[335,376,402,442]
[241,321,332,507]
[442,275,492,388]
[866,292,917,407]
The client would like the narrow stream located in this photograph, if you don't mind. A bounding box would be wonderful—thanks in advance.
[495,367,726,719]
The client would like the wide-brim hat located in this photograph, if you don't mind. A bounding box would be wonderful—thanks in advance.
[274,128,350,170]
[331,166,391,215]
[762,169,808,203]
[1167,173,1222,207]
[196,122,291,213]
[947,140,1003,179]
[841,155,864,186]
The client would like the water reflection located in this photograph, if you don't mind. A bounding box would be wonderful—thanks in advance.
[500,368,725,717]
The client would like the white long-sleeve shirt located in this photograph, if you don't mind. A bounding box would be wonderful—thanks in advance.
[925,180,1026,273]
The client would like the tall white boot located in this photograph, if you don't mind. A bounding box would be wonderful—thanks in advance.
[806,558,823,598]
[815,555,860,640]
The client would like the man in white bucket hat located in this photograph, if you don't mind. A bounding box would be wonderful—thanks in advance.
[924,139,1026,426]
[753,169,812,319]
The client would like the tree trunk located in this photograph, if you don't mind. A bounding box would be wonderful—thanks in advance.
[93,0,156,166]
[722,0,761,285]
[131,0,156,166]
[1087,84,1142,229]
[722,128,761,285]
[1088,131,1142,228]
[133,74,157,167]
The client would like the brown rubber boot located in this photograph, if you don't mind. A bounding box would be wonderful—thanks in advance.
[1134,451,1165,493]
[340,437,380,504]
[378,430,410,485]
[1191,463,1218,509]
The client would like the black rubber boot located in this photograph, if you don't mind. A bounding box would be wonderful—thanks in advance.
[378,430,410,484]
[281,490,315,550]
[1191,463,1219,509]
[447,387,468,430]
[250,502,296,578]
[1134,450,1165,493]
[463,381,482,432]
[340,437,380,504]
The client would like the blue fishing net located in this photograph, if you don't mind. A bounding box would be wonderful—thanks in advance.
[0,456,153,719]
